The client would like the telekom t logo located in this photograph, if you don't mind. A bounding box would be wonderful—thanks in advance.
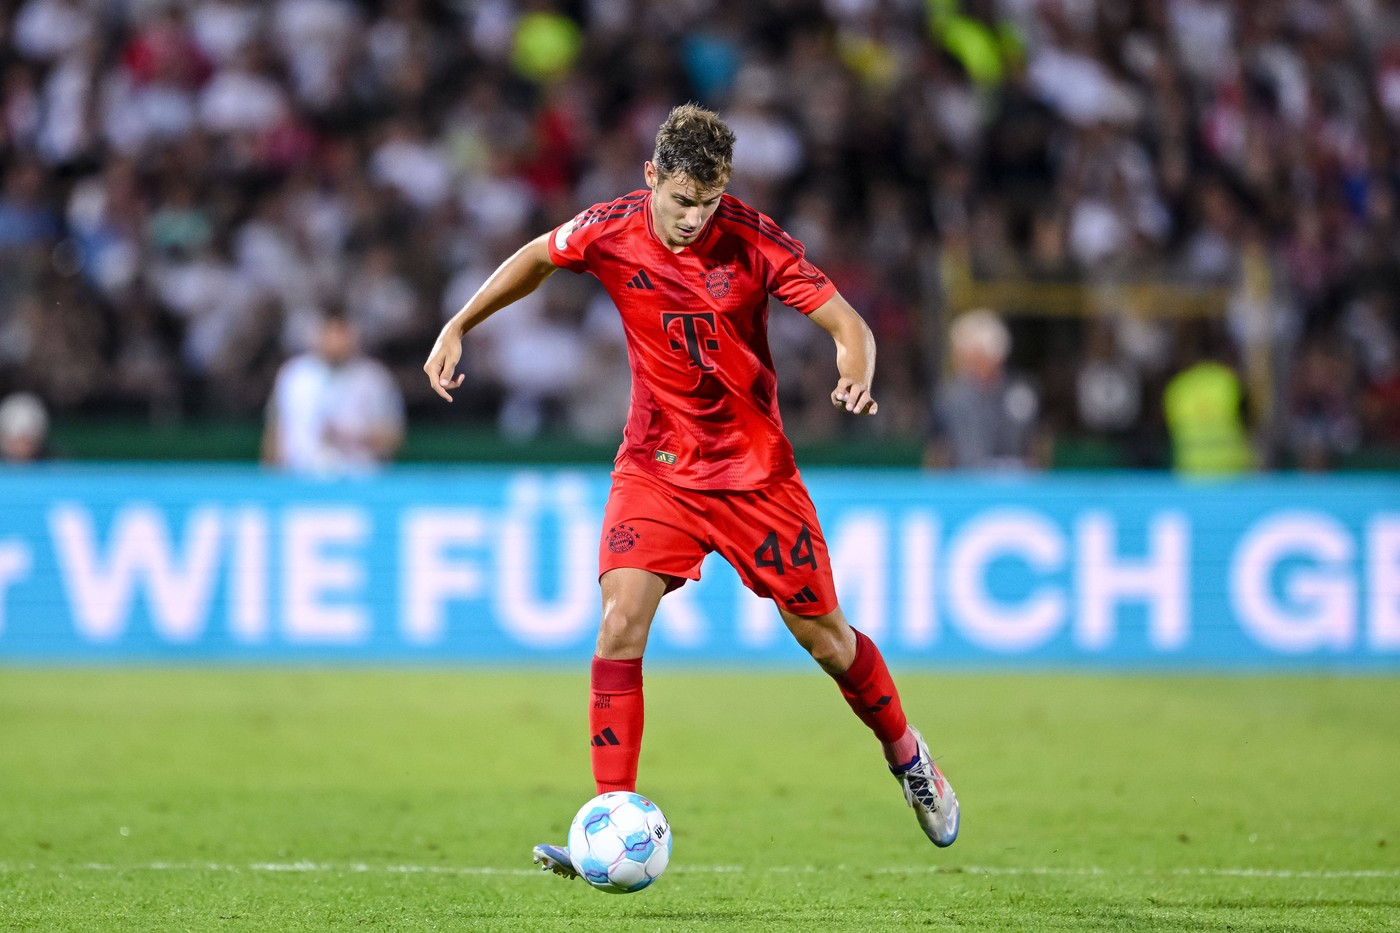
[662,311,719,371]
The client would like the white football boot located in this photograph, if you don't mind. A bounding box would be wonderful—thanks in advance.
[531,843,580,879]
[891,725,960,847]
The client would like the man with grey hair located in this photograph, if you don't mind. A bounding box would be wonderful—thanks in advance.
[0,392,51,464]
[924,308,1051,470]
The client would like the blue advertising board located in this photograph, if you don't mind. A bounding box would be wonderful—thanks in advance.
[0,466,1396,668]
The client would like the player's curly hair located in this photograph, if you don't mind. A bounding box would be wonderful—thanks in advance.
[652,103,736,190]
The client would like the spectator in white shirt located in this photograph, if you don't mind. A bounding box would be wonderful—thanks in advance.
[262,313,405,476]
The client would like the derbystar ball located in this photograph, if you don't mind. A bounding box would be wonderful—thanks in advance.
[567,791,672,893]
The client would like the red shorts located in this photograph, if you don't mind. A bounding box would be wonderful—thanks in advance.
[598,467,838,616]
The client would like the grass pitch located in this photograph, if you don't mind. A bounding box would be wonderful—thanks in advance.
[1,668,1397,932]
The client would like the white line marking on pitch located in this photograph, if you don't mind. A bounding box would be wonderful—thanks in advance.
[0,862,1395,880]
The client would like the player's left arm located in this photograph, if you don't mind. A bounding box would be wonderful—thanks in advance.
[808,293,878,416]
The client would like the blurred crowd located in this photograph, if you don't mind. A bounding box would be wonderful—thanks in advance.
[1,0,1398,471]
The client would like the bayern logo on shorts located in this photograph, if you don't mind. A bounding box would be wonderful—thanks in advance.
[607,524,641,553]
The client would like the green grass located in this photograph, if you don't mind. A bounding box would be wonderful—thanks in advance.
[1,670,1397,932]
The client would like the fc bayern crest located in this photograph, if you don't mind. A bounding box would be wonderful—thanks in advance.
[607,525,641,553]
[704,267,732,298]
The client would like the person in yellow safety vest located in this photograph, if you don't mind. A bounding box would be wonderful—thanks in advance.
[1162,327,1254,477]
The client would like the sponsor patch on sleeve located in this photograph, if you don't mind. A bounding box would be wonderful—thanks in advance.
[553,219,575,251]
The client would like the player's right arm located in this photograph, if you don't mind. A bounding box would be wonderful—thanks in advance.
[423,232,558,402]
[260,402,280,467]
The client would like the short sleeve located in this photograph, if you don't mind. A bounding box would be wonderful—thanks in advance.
[547,212,591,272]
[769,252,838,314]
[545,194,647,273]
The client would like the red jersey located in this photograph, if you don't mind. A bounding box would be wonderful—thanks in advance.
[547,191,837,490]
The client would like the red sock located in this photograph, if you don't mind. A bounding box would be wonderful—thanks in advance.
[832,630,917,767]
[589,655,644,794]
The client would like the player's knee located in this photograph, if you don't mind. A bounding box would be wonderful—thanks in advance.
[597,603,651,656]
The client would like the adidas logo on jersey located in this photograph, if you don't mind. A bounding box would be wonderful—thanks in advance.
[625,269,655,289]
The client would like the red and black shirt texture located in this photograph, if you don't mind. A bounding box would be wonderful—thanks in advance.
[548,190,838,491]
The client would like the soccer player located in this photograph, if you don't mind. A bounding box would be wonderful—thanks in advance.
[423,104,959,872]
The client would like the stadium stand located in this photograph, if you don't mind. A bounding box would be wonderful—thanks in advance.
[0,0,1397,471]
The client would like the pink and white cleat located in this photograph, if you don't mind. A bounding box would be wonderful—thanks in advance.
[891,726,960,847]
[531,843,580,880]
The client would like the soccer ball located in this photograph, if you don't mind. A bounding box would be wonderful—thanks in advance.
[567,791,672,893]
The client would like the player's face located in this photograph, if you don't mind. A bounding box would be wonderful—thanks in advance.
[319,319,356,367]
[645,162,724,250]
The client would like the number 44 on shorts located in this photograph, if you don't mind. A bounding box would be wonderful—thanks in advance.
[753,526,818,575]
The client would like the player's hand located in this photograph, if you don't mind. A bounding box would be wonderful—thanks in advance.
[831,378,878,415]
[423,335,466,402]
